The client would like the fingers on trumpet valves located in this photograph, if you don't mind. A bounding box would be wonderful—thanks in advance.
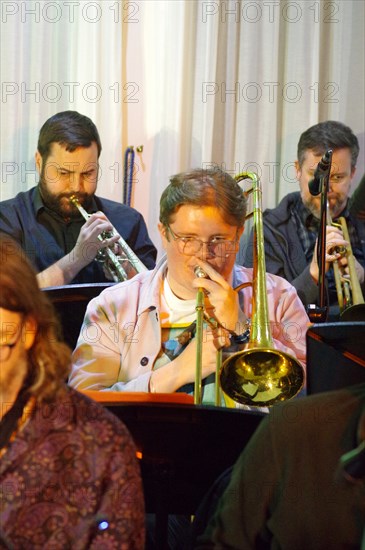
[100,232,120,249]
[326,242,348,261]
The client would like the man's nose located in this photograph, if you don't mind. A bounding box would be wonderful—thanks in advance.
[68,173,83,192]
[197,241,215,259]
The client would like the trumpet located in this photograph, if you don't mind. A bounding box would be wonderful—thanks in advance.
[218,173,305,407]
[327,205,365,321]
[69,195,147,282]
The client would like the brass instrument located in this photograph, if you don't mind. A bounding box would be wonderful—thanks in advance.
[327,205,365,321]
[194,266,205,404]
[219,173,305,407]
[70,195,147,282]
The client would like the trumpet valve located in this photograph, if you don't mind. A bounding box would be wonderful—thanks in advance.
[328,244,347,256]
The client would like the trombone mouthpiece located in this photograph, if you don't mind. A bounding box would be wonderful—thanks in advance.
[194,266,207,278]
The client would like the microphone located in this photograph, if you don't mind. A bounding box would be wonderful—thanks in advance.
[308,149,333,196]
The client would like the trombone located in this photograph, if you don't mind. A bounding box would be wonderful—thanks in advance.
[69,195,147,282]
[327,205,365,321]
[194,173,304,407]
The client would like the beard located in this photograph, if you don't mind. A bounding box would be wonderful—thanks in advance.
[38,174,94,220]
[302,193,347,220]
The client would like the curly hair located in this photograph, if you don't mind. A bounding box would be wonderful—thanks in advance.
[0,236,71,402]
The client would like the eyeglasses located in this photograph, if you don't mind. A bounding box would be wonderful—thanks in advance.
[0,327,22,362]
[167,225,239,257]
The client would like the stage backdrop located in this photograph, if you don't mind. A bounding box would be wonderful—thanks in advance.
[1,0,364,258]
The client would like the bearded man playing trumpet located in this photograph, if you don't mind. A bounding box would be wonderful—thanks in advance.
[69,167,308,406]
[244,121,365,320]
[0,111,157,288]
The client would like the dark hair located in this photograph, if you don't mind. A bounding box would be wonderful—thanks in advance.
[297,121,359,169]
[37,110,102,162]
[159,166,247,227]
[0,236,71,402]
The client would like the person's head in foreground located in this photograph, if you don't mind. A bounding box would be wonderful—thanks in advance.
[0,234,145,548]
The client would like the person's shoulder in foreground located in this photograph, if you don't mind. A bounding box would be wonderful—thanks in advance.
[2,383,145,548]
[196,383,365,549]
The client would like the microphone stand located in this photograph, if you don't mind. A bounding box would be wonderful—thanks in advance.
[307,151,332,323]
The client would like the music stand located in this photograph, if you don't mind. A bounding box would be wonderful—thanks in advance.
[84,392,264,549]
[43,283,113,349]
[306,322,365,395]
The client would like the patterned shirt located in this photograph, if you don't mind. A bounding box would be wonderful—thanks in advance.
[0,385,145,549]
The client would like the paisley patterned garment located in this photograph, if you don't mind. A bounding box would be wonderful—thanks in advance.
[0,386,145,549]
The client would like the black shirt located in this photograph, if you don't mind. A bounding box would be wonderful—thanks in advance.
[0,186,157,284]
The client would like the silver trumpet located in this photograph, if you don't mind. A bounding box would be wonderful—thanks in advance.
[70,195,147,282]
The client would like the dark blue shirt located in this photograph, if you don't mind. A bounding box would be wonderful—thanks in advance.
[0,186,157,284]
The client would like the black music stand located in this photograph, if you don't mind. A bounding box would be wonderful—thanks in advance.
[306,322,365,395]
[43,283,113,349]
[104,401,264,549]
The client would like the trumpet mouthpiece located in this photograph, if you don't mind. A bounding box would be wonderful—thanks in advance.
[194,266,207,278]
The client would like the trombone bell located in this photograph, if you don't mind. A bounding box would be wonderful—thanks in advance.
[220,348,304,407]
[219,172,304,407]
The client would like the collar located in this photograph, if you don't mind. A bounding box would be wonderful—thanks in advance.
[33,185,45,215]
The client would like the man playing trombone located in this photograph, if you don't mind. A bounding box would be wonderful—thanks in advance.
[69,167,308,406]
[243,121,364,320]
[0,111,157,288]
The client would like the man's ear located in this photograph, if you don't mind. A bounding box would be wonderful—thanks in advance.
[158,222,167,239]
[35,151,42,175]
[294,160,301,180]
[158,223,170,250]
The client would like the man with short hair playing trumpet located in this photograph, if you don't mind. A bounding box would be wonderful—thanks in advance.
[0,111,157,288]
[243,121,364,320]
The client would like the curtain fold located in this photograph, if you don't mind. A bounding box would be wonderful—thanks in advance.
[1,0,364,257]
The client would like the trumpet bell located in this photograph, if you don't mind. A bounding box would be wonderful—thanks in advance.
[220,348,304,407]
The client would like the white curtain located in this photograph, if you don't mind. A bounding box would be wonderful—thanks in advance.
[1,0,364,258]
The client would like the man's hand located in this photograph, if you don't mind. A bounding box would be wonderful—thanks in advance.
[341,256,365,284]
[191,259,241,334]
[310,224,349,283]
[72,212,120,271]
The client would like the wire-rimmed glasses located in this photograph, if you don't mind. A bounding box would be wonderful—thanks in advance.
[167,225,239,257]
